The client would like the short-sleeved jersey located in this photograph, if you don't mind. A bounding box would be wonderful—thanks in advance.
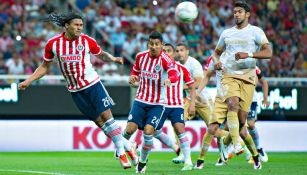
[130,50,177,105]
[165,63,194,108]
[216,24,269,84]
[183,56,203,97]
[44,33,102,92]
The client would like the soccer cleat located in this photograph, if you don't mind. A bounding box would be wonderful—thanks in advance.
[257,148,268,162]
[136,161,147,173]
[252,154,262,170]
[119,154,132,169]
[194,159,204,169]
[233,143,245,155]
[181,163,193,171]
[217,137,228,162]
[172,154,185,164]
[215,157,227,166]
[176,147,181,156]
[225,143,234,159]
[126,142,139,166]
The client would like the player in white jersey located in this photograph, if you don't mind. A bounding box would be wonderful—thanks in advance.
[18,12,138,169]
[172,43,214,164]
[212,1,272,170]
[247,67,269,163]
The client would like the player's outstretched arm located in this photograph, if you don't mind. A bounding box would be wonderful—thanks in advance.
[98,51,124,64]
[18,61,52,90]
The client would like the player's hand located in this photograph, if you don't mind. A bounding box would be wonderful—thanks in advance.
[214,61,222,70]
[262,99,269,108]
[18,80,30,90]
[163,79,171,86]
[113,57,124,64]
[235,52,248,60]
[129,75,139,85]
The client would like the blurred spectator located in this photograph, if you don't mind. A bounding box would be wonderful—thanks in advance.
[5,52,24,75]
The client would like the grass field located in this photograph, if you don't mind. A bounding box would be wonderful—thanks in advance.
[0,152,306,175]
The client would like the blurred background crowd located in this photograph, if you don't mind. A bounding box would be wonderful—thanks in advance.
[0,0,306,82]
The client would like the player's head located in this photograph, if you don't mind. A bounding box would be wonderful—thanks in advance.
[46,12,83,39]
[233,1,250,26]
[163,43,175,59]
[175,43,189,63]
[148,31,163,57]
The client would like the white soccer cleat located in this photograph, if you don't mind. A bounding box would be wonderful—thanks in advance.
[136,161,147,173]
[252,155,262,170]
[119,154,132,169]
[126,142,139,166]
[172,154,185,164]
[257,148,269,162]
[181,163,193,171]
[215,157,227,166]
[194,159,204,169]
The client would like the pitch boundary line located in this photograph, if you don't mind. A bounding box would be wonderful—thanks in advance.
[0,169,73,175]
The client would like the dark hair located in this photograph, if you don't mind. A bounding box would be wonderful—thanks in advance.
[43,12,83,27]
[176,42,189,50]
[234,1,251,12]
[164,43,175,50]
[148,31,163,42]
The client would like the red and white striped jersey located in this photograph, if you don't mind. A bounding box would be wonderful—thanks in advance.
[165,63,194,107]
[130,50,177,105]
[44,33,102,92]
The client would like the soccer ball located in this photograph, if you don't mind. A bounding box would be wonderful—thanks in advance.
[175,1,198,23]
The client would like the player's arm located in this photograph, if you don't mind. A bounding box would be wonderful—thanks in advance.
[162,59,179,86]
[97,51,124,64]
[129,54,141,85]
[187,83,196,117]
[258,74,269,108]
[18,61,52,90]
[213,31,225,70]
[196,69,213,95]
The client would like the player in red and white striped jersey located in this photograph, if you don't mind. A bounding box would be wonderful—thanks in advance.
[124,32,180,173]
[18,12,137,169]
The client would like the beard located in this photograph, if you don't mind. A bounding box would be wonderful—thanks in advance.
[235,18,244,25]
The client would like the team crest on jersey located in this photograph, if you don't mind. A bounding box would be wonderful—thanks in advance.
[77,44,84,52]
[128,114,133,120]
[154,64,161,72]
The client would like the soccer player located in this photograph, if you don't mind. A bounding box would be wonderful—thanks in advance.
[247,66,269,163]
[124,43,196,171]
[18,12,138,169]
[172,43,214,165]
[124,31,180,173]
[211,1,272,169]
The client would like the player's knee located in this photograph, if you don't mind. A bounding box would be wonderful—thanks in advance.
[247,120,255,129]
[208,124,218,136]
[226,99,239,111]
[173,123,185,135]
[143,124,155,135]
[125,122,137,135]
[239,128,248,139]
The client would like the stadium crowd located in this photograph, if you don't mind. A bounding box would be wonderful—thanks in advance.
[0,0,306,81]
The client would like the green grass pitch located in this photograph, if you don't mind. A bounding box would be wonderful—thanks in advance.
[0,152,306,175]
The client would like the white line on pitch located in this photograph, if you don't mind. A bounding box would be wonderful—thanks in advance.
[0,169,73,175]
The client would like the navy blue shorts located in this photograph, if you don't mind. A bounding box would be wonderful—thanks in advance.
[71,81,115,121]
[128,100,166,130]
[157,107,184,129]
[247,102,258,120]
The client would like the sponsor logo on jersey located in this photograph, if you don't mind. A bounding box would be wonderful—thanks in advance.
[141,71,159,80]
[61,54,82,62]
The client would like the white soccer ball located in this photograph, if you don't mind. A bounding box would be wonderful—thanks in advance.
[175,1,198,23]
